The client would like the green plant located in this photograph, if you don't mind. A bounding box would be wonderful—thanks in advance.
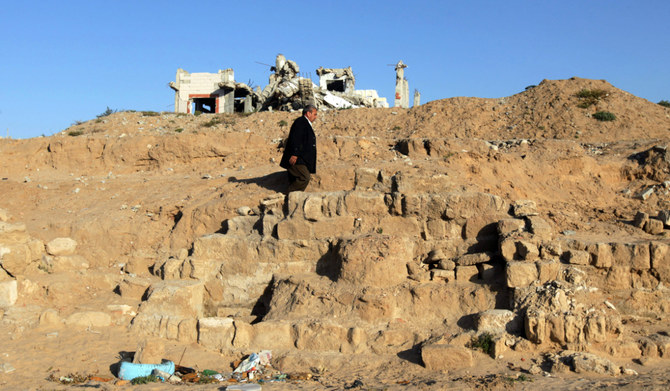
[174,128,184,133]
[376,227,383,234]
[67,130,84,137]
[392,125,402,131]
[575,89,608,108]
[202,117,221,127]
[131,374,159,385]
[141,111,160,117]
[194,110,203,116]
[96,106,116,118]
[593,111,616,121]
[659,100,670,108]
[278,120,288,127]
[469,332,494,355]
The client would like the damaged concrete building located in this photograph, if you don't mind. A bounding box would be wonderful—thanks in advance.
[169,68,258,114]
[170,54,388,114]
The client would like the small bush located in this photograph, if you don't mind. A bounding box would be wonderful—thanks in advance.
[469,332,495,355]
[68,130,84,137]
[96,106,117,118]
[659,100,670,108]
[593,111,616,121]
[576,89,608,108]
[141,111,160,117]
[278,120,288,127]
[174,128,184,133]
[202,117,221,128]
[194,110,202,116]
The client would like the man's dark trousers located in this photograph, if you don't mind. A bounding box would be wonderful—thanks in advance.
[287,164,310,192]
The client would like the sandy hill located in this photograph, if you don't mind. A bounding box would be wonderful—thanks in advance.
[1,77,670,389]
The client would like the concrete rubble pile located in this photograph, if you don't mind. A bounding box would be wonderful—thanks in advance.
[259,54,389,111]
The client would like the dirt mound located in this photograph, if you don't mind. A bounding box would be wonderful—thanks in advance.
[2,77,670,389]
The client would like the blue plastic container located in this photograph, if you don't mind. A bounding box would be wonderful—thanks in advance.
[117,360,175,381]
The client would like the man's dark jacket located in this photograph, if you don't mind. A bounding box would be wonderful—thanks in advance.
[280,115,317,173]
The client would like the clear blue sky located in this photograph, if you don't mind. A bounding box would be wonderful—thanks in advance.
[1,0,669,139]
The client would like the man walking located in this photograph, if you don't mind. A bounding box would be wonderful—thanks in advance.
[280,105,317,192]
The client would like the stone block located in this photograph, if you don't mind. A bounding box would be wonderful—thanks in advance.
[354,168,380,190]
[45,237,78,256]
[27,239,45,261]
[527,216,553,240]
[225,216,260,235]
[344,191,387,216]
[338,235,413,287]
[0,222,28,242]
[431,269,455,282]
[0,244,31,275]
[192,234,255,260]
[116,276,152,300]
[631,271,658,289]
[51,255,89,272]
[650,242,670,283]
[564,250,590,265]
[517,240,539,261]
[378,216,420,237]
[497,218,526,235]
[537,259,560,283]
[633,211,649,228]
[541,241,562,258]
[512,200,538,217]
[605,341,642,358]
[138,280,204,318]
[649,333,670,357]
[232,320,254,348]
[0,280,18,307]
[630,243,651,271]
[589,242,613,269]
[294,321,348,352]
[645,219,664,235]
[437,259,456,271]
[311,217,355,239]
[276,219,312,240]
[421,344,473,371]
[198,317,235,351]
[261,214,280,237]
[157,257,184,279]
[123,256,154,276]
[133,338,165,364]
[605,266,631,290]
[456,265,479,282]
[476,309,521,333]
[65,311,112,328]
[499,236,517,262]
[424,218,445,240]
[303,195,324,221]
[506,261,538,288]
[455,252,492,266]
[178,318,198,343]
[658,210,670,226]
[187,258,221,281]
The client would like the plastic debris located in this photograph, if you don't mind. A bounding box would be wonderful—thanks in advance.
[234,353,260,374]
[117,360,175,381]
